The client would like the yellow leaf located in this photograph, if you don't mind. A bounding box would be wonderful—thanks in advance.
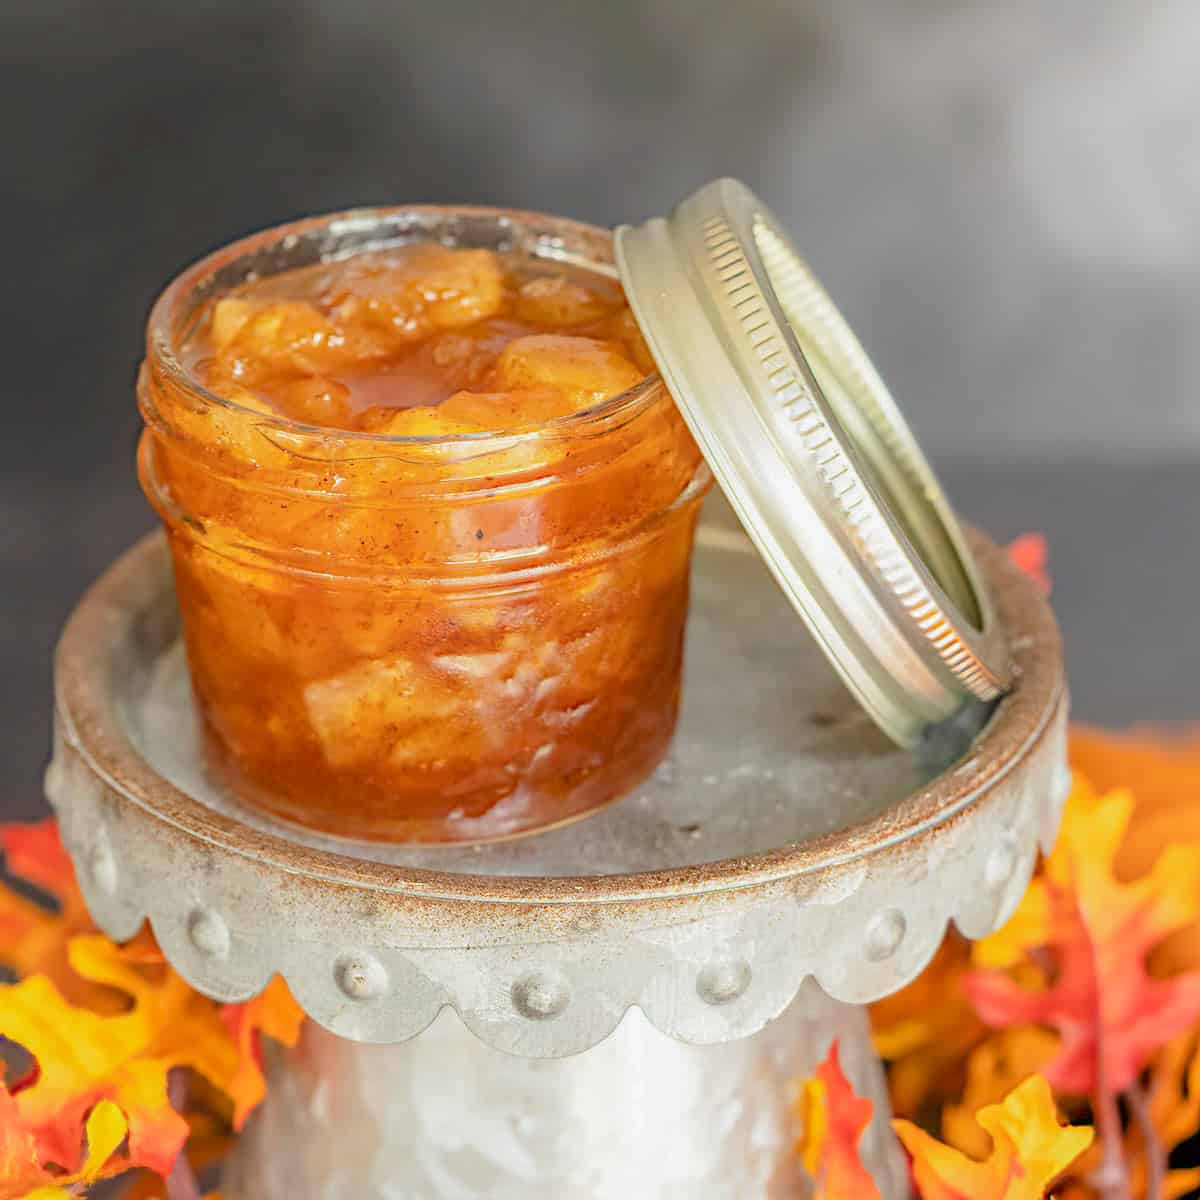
[80,1099,127,1182]
[895,1075,1092,1200]
[1070,725,1200,976]
[796,1077,828,1178]
[941,1029,1060,1158]
[971,885,1051,971]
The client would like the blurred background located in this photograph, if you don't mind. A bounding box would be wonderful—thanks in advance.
[3,0,1199,817]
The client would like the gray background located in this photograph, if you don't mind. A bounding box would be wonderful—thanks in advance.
[2,0,1198,818]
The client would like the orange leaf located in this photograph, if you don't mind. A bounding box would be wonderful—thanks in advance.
[1122,1033,1200,1200]
[0,971,187,1176]
[940,1029,1060,1159]
[0,823,79,911]
[869,933,985,1118]
[1146,1032,1200,1159]
[794,1040,881,1200]
[1070,725,1200,976]
[0,822,108,1011]
[0,1085,52,1197]
[219,976,305,1129]
[117,1173,167,1200]
[0,1087,128,1200]
[966,775,1200,1095]
[0,934,257,1176]
[1006,534,1051,594]
[894,1075,1092,1200]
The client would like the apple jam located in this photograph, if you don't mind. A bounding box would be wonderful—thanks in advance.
[137,208,710,842]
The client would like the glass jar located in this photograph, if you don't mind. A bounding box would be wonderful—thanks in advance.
[137,207,711,842]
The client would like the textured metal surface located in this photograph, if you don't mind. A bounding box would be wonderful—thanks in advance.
[617,179,1009,744]
[47,502,1067,1053]
[225,986,908,1200]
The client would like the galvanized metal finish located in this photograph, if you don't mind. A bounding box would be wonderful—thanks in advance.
[617,179,1010,745]
[225,990,909,1200]
[46,500,1067,1057]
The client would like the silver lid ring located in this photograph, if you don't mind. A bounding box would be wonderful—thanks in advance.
[616,179,1010,744]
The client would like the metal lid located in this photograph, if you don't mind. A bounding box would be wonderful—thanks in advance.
[615,178,1010,745]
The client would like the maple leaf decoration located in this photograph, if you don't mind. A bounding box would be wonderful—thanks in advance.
[220,975,305,1129]
[0,1085,128,1198]
[0,815,306,1187]
[1116,1032,1200,1200]
[870,933,985,1120]
[794,1039,881,1199]
[0,820,110,1011]
[798,1044,1092,1200]
[0,934,304,1178]
[1069,724,1200,978]
[895,1075,1092,1200]
[941,1029,1059,1159]
[0,1084,50,1198]
[966,775,1200,1096]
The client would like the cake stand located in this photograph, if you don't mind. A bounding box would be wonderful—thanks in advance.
[45,499,1067,1199]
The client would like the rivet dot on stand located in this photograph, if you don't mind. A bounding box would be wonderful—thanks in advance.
[512,972,569,1020]
[334,953,388,1002]
[187,908,230,959]
[985,836,1018,889]
[864,909,906,962]
[697,960,751,1005]
[87,842,118,896]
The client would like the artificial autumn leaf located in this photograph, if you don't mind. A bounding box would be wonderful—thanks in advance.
[0,818,301,1178]
[1007,533,1051,594]
[0,1090,128,1200]
[1145,1033,1200,1160]
[1120,1033,1200,1200]
[966,775,1200,1096]
[0,971,187,1177]
[0,821,106,1011]
[219,976,304,1128]
[1069,726,1200,977]
[75,1098,127,1183]
[870,934,985,1120]
[114,1172,175,1200]
[895,1075,1092,1200]
[0,935,256,1176]
[184,1110,234,1181]
[794,1040,880,1199]
[941,1029,1060,1157]
[0,1085,50,1198]
[0,823,78,906]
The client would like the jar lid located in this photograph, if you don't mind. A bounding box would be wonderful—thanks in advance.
[615,178,1010,745]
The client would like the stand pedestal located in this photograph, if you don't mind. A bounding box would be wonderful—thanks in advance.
[46,502,1067,1198]
[227,992,902,1200]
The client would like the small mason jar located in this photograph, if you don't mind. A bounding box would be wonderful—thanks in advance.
[137,207,711,842]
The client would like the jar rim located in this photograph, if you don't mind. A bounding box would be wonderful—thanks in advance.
[144,203,665,447]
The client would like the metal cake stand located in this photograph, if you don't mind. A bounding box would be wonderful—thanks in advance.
[45,499,1067,1199]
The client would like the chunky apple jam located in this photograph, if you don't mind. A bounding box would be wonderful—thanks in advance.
[138,210,709,842]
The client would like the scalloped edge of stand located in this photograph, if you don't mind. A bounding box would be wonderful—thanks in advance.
[47,702,1067,1056]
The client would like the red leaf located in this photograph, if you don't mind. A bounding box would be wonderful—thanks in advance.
[794,1040,881,1199]
[1006,534,1051,594]
[967,777,1200,1096]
